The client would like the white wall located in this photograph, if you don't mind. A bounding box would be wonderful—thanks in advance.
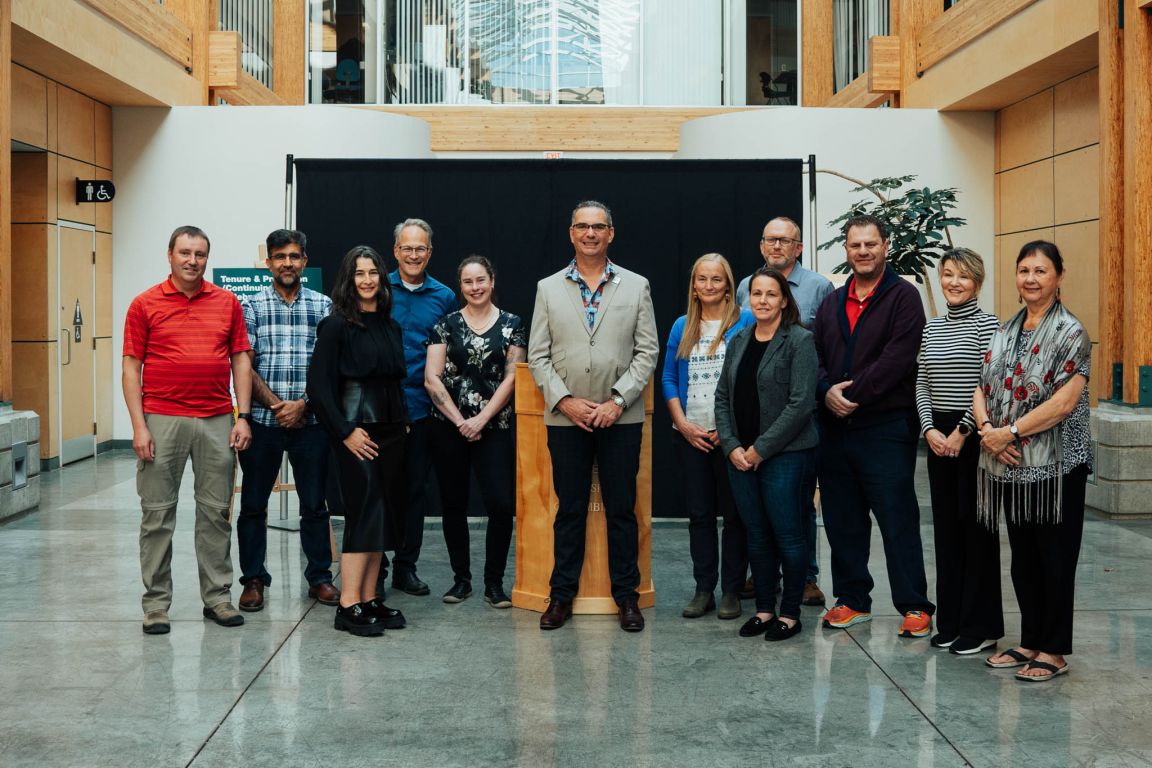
[676,108,996,315]
[111,106,432,439]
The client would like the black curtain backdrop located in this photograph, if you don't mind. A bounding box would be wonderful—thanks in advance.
[296,158,803,518]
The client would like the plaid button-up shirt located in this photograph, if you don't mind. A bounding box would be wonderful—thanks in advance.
[241,285,332,428]
[563,258,617,330]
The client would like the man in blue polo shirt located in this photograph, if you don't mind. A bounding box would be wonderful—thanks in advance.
[736,216,834,608]
[237,229,338,612]
[386,218,457,596]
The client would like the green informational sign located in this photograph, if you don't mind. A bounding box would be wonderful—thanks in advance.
[212,268,324,300]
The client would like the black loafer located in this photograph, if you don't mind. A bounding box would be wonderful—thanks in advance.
[739,615,774,637]
[393,572,431,596]
[764,618,802,642]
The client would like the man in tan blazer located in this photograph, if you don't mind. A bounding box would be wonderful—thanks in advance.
[528,200,659,632]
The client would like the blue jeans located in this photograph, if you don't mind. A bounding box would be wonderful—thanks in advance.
[817,412,933,615]
[237,422,333,587]
[728,449,813,619]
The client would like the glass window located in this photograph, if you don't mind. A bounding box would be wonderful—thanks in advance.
[746,0,799,105]
[308,0,723,105]
[832,0,889,93]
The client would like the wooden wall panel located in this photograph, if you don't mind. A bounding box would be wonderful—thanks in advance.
[11,341,57,459]
[916,0,1040,75]
[94,337,113,444]
[1054,220,1100,340]
[1054,69,1100,153]
[95,167,112,233]
[996,90,1053,171]
[1054,145,1100,224]
[11,152,48,223]
[95,232,112,337]
[44,79,57,152]
[56,86,95,163]
[1,0,11,402]
[94,101,112,170]
[11,64,47,148]
[10,224,50,342]
[998,160,1054,233]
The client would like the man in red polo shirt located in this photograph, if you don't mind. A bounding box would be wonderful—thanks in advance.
[123,225,254,635]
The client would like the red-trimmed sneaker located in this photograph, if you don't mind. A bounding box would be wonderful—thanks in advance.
[899,610,932,638]
[822,604,871,628]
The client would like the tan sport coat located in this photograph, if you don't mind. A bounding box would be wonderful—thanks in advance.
[528,262,659,427]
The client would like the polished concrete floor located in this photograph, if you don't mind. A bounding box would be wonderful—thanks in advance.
[2,450,1151,768]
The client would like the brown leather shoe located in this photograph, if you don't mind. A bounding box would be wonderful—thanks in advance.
[618,599,645,632]
[539,599,573,630]
[308,582,341,606]
[239,581,265,612]
[802,581,827,607]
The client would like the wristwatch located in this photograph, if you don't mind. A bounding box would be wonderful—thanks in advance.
[1008,423,1019,438]
[237,412,252,421]
[611,393,627,408]
[957,422,972,436]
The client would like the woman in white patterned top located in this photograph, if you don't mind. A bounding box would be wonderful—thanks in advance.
[660,254,754,620]
[915,247,1002,656]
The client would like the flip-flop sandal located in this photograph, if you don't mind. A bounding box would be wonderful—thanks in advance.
[1015,660,1069,682]
[985,648,1033,669]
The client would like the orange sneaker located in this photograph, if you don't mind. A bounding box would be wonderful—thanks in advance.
[899,610,932,638]
[822,604,871,628]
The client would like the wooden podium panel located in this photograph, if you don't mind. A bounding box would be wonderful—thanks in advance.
[511,364,655,614]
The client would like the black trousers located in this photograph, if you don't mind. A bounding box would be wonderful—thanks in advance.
[547,423,643,605]
[428,418,515,586]
[387,417,431,578]
[329,423,407,553]
[671,430,747,594]
[926,410,1004,641]
[1005,463,1089,655]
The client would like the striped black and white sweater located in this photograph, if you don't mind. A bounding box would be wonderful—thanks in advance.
[915,299,1000,435]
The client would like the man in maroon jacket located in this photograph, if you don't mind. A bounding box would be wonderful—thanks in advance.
[811,214,935,638]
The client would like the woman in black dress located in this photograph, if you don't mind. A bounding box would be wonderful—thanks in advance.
[424,255,526,608]
[307,246,409,637]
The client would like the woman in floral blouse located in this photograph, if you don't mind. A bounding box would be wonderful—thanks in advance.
[424,255,526,608]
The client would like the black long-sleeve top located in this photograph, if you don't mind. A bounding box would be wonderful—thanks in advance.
[306,311,410,442]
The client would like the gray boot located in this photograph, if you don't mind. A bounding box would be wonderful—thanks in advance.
[682,591,716,618]
[717,592,743,620]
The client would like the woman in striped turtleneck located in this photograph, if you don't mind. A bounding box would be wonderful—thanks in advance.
[915,248,1002,656]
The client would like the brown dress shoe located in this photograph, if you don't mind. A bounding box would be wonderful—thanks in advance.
[618,599,645,632]
[239,581,265,612]
[802,581,827,607]
[540,599,573,630]
[309,582,341,606]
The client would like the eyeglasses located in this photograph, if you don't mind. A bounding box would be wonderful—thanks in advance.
[761,237,800,247]
[571,223,611,232]
[269,253,304,263]
[398,246,430,256]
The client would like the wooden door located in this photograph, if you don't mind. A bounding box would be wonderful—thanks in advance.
[58,223,96,465]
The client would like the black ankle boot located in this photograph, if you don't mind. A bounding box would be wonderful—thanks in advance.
[363,598,406,629]
[334,602,385,636]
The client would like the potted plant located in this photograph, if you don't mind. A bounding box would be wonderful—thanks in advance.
[817,173,966,317]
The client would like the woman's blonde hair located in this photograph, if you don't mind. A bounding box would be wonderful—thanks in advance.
[676,253,742,360]
[940,247,986,290]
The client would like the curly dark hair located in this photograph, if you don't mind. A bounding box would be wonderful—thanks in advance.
[331,245,391,325]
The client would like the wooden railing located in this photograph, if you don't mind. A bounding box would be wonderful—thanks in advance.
[915,0,1039,75]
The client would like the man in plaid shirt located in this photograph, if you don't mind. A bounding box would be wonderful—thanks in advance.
[236,229,339,611]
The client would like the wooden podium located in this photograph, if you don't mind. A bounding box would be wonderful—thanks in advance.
[511,364,655,614]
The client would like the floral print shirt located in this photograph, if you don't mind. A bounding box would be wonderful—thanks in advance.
[427,310,527,430]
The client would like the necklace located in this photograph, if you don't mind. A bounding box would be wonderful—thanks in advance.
[463,305,498,334]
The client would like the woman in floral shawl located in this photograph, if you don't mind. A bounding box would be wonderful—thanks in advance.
[973,240,1091,682]
[424,255,526,608]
